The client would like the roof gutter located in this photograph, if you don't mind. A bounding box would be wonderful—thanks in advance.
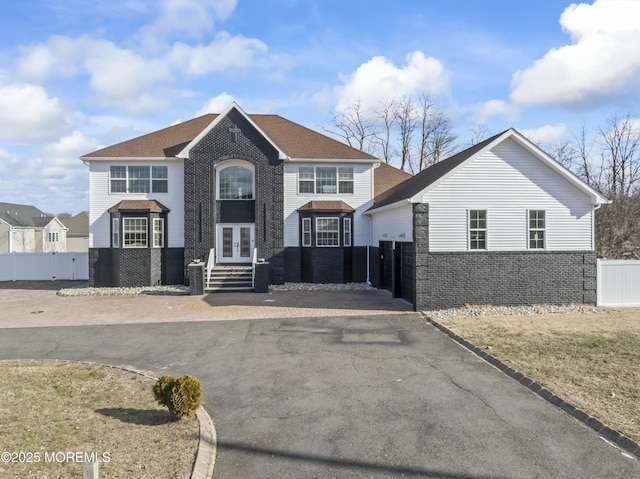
[364,198,412,217]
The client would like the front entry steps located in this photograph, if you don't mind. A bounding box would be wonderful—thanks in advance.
[206,265,253,292]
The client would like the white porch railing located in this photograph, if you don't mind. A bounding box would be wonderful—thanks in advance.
[205,248,215,290]
[251,248,257,288]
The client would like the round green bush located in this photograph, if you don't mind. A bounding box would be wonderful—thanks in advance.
[153,374,202,418]
[168,375,203,418]
[153,374,175,407]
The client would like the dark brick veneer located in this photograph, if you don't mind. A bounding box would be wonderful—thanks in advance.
[184,109,285,284]
[89,247,184,287]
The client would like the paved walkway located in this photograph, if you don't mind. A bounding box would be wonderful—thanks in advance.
[0,281,414,328]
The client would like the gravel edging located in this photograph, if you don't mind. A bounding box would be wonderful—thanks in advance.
[422,315,640,460]
[57,285,190,297]
[0,359,216,479]
[424,303,614,321]
[269,282,375,291]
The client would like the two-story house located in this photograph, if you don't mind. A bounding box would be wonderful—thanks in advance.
[82,102,410,289]
[82,102,608,310]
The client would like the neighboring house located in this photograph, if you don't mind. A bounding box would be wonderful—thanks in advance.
[0,202,68,253]
[59,211,90,252]
[366,128,609,310]
[81,103,607,310]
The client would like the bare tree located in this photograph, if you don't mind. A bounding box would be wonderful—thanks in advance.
[372,98,397,163]
[467,125,490,146]
[324,99,377,153]
[598,112,640,198]
[393,95,417,172]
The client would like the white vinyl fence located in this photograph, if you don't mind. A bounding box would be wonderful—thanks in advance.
[0,252,89,281]
[597,259,640,307]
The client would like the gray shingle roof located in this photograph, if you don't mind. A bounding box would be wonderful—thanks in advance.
[0,202,53,228]
[82,113,377,161]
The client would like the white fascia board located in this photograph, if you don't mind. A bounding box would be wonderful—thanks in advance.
[80,157,180,162]
[176,101,289,160]
[289,158,379,164]
[47,217,69,230]
[364,198,411,216]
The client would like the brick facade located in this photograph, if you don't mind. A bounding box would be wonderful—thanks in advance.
[184,109,286,284]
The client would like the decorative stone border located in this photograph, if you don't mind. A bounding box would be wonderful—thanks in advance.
[0,359,216,479]
[424,318,640,460]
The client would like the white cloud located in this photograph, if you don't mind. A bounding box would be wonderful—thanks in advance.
[520,124,568,144]
[136,0,238,49]
[16,29,267,114]
[470,99,519,125]
[0,83,71,140]
[510,0,640,107]
[170,33,268,76]
[195,92,236,116]
[41,131,101,169]
[333,51,450,113]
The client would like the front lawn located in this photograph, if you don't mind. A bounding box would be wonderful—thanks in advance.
[435,307,640,444]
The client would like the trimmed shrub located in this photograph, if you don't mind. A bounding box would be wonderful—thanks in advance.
[169,375,203,418]
[153,374,175,408]
[153,374,203,418]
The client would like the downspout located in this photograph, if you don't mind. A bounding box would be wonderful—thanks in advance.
[592,203,602,252]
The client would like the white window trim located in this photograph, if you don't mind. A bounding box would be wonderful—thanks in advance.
[112,218,120,248]
[297,166,354,196]
[123,217,148,248]
[528,209,546,250]
[153,218,164,248]
[47,232,59,243]
[109,165,168,195]
[315,217,340,247]
[301,217,311,247]
[215,160,255,200]
[343,217,352,247]
[468,209,487,251]
[298,166,315,195]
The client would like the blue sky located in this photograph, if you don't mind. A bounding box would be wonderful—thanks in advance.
[1,0,639,214]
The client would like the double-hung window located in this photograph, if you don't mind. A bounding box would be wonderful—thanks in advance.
[529,210,545,249]
[153,218,164,248]
[316,167,337,194]
[48,232,59,243]
[301,218,312,247]
[298,167,354,194]
[316,217,339,246]
[469,210,487,250]
[123,218,147,248]
[343,218,352,246]
[112,218,120,247]
[110,166,168,194]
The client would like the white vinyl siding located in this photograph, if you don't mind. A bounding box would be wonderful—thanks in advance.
[89,160,184,248]
[283,162,375,247]
[370,203,413,243]
[425,138,594,252]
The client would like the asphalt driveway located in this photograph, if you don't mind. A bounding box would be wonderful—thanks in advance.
[0,286,638,478]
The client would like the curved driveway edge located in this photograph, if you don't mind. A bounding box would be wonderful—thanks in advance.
[0,359,217,479]
[425,316,640,460]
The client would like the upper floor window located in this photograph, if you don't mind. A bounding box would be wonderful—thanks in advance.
[529,210,545,249]
[110,166,168,194]
[219,165,254,199]
[298,166,354,195]
[469,210,487,250]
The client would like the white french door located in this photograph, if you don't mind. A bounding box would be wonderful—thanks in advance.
[216,224,255,264]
